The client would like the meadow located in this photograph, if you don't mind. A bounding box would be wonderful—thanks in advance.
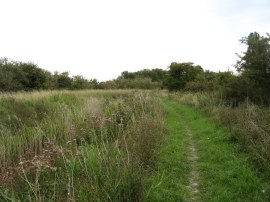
[0,90,270,201]
[0,90,165,201]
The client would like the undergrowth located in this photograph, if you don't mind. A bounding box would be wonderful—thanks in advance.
[170,92,270,175]
[0,90,165,201]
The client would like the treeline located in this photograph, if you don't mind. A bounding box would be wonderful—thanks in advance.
[1,32,269,104]
[0,57,235,94]
[100,68,166,89]
[0,58,165,91]
[0,58,99,91]
[179,32,270,106]
[116,32,270,105]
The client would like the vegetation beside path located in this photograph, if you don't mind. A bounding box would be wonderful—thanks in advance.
[144,99,191,201]
[0,90,166,201]
[146,98,270,201]
[1,90,269,201]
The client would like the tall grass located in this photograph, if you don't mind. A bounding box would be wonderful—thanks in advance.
[170,92,270,174]
[0,90,165,201]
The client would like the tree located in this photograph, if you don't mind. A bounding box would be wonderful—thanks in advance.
[0,58,32,91]
[88,79,100,89]
[119,71,135,79]
[118,69,166,82]
[20,62,51,90]
[164,62,203,91]
[53,72,72,89]
[236,32,270,104]
[72,75,88,89]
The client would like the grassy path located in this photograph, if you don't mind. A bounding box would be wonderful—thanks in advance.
[182,116,201,201]
[145,99,269,201]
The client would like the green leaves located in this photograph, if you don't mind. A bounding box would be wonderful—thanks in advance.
[236,32,270,104]
[165,62,203,91]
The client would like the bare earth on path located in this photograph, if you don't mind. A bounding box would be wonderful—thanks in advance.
[182,116,201,201]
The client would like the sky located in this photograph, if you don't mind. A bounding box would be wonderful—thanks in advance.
[0,0,269,81]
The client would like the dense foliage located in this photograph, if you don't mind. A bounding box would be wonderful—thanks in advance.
[119,68,166,82]
[164,62,203,91]
[164,32,270,106]
[1,31,269,105]
[235,32,270,104]
[0,58,99,91]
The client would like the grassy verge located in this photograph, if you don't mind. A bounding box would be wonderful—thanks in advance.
[146,98,270,201]
[170,92,270,174]
[144,99,191,201]
[173,100,270,201]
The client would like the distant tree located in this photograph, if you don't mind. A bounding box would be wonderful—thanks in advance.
[131,68,166,82]
[100,80,118,89]
[20,62,51,90]
[117,68,166,89]
[0,58,101,91]
[72,75,88,89]
[53,72,72,89]
[88,79,100,89]
[204,70,216,81]
[115,78,161,89]
[164,62,203,91]
[119,71,135,79]
[0,58,51,91]
[236,32,270,104]
[119,69,166,82]
[214,71,235,88]
[184,70,216,92]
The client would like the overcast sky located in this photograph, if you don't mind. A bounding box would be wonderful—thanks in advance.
[0,0,269,81]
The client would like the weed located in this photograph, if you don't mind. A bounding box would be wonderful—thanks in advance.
[0,90,165,201]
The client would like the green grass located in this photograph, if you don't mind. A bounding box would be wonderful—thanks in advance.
[1,90,270,201]
[144,99,191,201]
[161,99,270,201]
[0,90,166,201]
[171,92,270,174]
